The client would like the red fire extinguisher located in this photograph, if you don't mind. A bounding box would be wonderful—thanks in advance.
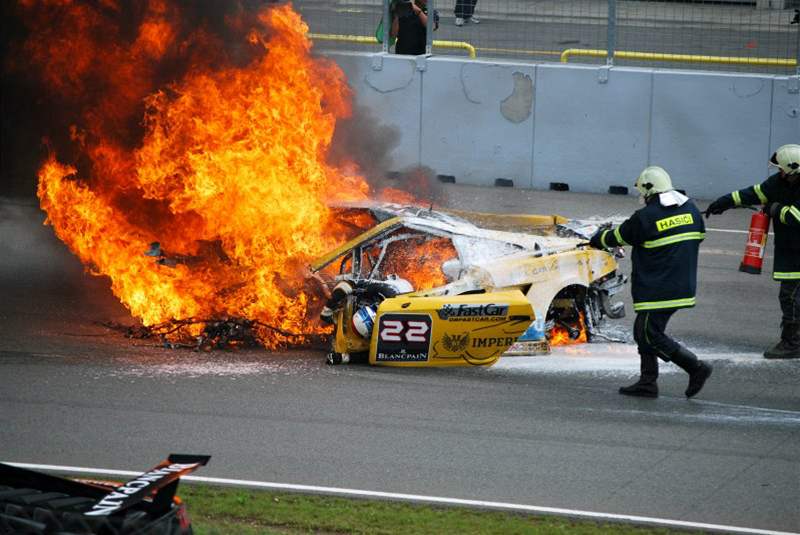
[739,209,770,275]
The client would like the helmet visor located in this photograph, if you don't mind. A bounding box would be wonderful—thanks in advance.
[769,152,779,167]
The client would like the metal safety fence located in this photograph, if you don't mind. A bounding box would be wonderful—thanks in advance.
[294,0,800,75]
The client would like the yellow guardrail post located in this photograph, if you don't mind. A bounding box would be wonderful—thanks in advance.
[310,34,381,47]
[433,39,476,59]
[560,48,797,68]
[308,33,476,59]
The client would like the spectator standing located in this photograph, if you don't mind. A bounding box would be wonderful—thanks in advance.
[454,0,479,26]
[391,0,429,55]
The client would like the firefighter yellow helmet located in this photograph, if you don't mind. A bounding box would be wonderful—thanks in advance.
[634,166,673,197]
[769,144,800,175]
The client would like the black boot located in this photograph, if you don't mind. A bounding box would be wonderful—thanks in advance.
[619,354,659,398]
[670,347,712,398]
[763,322,800,359]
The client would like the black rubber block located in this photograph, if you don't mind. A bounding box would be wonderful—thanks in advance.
[608,185,629,195]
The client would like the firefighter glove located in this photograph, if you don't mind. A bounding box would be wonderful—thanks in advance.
[589,230,606,250]
[765,202,782,219]
[705,197,733,218]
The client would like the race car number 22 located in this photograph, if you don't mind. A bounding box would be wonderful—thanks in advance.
[375,314,432,362]
[379,320,429,342]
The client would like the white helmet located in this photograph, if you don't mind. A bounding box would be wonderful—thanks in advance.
[769,144,800,175]
[634,166,673,198]
[384,274,414,295]
[351,305,377,339]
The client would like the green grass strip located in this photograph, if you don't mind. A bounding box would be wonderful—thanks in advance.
[179,484,702,535]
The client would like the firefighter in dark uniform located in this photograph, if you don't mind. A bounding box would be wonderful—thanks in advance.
[706,144,800,359]
[590,166,713,398]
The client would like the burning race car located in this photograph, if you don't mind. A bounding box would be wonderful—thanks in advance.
[311,203,626,366]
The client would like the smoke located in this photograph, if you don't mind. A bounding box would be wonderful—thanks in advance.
[0,198,141,326]
[1,2,46,198]
[3,0,424,202]
[0,199,83,284]
[328,105,445,206]
[3,0,431,207]
[388,166,446,206]
[328,104,399,185]
[1,0,285,198]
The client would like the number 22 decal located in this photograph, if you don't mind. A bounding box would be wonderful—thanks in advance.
[379,319,429,342]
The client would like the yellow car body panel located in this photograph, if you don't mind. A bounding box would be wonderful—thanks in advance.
[331,299,371,355]
[367,290,534,367]
[413,247,618,344]
[310,217,403,273]
[442,210,569,233]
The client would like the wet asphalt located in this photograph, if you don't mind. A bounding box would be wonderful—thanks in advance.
[0,189,798,533]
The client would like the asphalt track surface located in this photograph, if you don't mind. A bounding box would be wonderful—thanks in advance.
[1,187,798,533]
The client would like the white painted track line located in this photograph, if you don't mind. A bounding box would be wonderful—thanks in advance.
[5,462,797,535]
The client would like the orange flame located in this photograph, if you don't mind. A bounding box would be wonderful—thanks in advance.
[549,312,588,346]
[381,237,457,291]
[32,2,374,346]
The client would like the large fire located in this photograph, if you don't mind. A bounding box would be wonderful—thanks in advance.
[22,1,383,346]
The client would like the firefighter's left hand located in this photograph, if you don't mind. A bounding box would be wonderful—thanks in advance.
[705,197,732,218]
[764,202,782,219]
[589,230,606,250]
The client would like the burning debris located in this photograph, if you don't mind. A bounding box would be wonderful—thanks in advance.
[547,299,588,346]
[101,317,325,351]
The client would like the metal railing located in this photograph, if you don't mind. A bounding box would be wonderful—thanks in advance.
[561,48,797,68]
[296,0,800,75]
[309,33,477,58]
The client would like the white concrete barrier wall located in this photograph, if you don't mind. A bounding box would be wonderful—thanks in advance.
[328,52,799,199]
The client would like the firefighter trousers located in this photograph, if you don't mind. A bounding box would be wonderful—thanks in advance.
[779,280,800,325]
[633,310,680,361]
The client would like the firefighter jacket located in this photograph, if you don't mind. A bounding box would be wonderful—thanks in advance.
[596,196,705,312]
[718,173,800,280]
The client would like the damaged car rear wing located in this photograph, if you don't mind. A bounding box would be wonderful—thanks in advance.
[0,453,209,534]
[83,454,209,517]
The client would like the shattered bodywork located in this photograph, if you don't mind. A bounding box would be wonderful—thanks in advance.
[0,454,208,534]
[312,203,626,367]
